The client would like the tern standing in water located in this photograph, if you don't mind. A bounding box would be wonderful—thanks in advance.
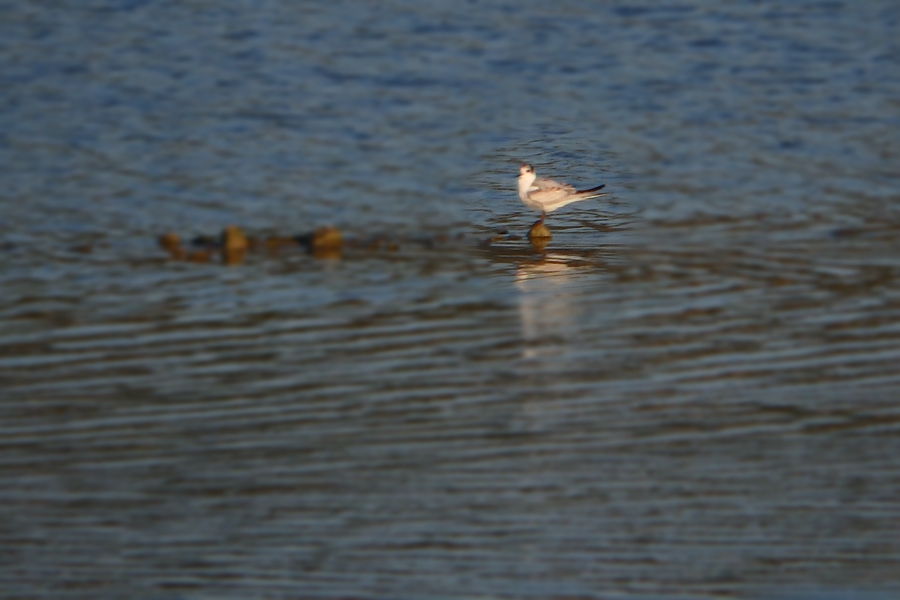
[516,164,607,225]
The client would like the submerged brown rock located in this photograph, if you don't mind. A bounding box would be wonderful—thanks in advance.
[528,222,552,240]
[529,235,550,253]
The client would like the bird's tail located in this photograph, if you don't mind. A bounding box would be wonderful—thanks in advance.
[575,184,607,199]
[576,184,605,194]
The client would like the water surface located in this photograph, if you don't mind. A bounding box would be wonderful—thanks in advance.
[2,1,899,598]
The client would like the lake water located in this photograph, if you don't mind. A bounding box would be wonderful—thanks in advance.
[2,1,899,598]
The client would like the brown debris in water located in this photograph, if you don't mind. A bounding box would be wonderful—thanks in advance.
[158,232,180,250]
[297,226,342,259]
[311,226,341,251]
[222,225,248,265]
[264,235,295,253]
[222,225,248,251]
[158,232,184,259]
[155,224,476,265]
[191,234,219,247]
[186,249,211,263]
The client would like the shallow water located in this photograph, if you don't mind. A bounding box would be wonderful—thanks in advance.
[2,1,900,598]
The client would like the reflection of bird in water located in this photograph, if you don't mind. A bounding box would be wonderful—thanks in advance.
[516,164,607,229]
[515,254,585,360]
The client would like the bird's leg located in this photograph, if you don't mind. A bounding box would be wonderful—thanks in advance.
[533,211,546,227]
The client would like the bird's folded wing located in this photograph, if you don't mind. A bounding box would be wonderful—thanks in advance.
[527,187,571,203]
[533,177,575,193]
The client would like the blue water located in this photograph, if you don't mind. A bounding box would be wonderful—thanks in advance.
[2,1,899,598]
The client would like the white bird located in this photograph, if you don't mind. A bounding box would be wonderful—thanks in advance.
[516,164,607,223]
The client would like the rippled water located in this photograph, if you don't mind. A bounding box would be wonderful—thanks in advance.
[2,1,900,598]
